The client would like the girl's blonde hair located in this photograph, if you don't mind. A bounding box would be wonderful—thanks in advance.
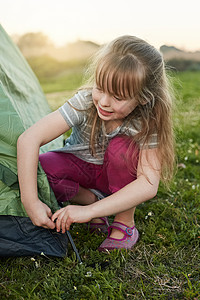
[83,35,175,187]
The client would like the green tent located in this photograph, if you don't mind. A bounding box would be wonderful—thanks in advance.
[0,24,62,216]
[0,25,71,257]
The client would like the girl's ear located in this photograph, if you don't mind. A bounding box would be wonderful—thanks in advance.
[139,99,155,109]
[137,97,149,106]
[138,92,155,108]
[140,100,155,110]
[139,99,148,106]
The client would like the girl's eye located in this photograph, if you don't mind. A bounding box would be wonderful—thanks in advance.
[114,96,123,101]
[95,86,102,92]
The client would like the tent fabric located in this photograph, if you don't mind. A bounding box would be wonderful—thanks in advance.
[0,25,70,257]
[0,24,63,216]
[0,216,68,257]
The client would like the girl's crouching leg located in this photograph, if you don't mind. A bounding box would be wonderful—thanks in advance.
[39,152,79,203]
[97,136,140,251]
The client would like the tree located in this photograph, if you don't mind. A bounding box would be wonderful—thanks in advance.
[16,32,54,57]
[17,32,52,49]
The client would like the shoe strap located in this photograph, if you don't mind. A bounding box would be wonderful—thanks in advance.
[107,221,135,236]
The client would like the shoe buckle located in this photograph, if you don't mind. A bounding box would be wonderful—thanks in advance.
[125,228,133,236]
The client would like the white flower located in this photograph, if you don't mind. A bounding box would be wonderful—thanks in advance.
[85,271,92,277]
[148,211,153,216]
[184,156,188,161]
[192,185,196,190]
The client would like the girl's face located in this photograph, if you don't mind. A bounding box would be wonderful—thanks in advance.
[92,86,137,124]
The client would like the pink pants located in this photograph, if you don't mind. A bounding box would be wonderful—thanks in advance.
[39,136,139,203]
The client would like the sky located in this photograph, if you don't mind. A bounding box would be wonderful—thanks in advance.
[0,0,200,51]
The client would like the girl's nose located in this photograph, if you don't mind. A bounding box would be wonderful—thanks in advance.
[99,93,111,107]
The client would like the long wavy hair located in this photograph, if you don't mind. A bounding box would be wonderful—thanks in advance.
[82,35,175,187]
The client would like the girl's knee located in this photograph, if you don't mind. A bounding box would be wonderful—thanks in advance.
[39,152,54,169]
[39,152,64,174]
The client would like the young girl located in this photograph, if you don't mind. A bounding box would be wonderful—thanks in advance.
[17,35,175,251]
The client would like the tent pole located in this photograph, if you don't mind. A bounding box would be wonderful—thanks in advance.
[66,231,82,264]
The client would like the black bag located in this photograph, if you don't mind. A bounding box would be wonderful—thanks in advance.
[0,215,68,257]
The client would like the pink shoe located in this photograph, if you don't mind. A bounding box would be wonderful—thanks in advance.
[98,221,139,252]
[87,217,109,234]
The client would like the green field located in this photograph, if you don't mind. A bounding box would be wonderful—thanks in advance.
[0,69,199,299]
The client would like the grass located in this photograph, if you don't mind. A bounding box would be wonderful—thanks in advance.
[27,56,87,94]
[0,70,199,299]
[40,69,84,94]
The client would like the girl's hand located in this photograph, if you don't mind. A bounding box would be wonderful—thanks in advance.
[52,205,93,233]
[22,199,56,230]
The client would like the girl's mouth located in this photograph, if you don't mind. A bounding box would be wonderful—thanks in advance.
[98,106,113,116]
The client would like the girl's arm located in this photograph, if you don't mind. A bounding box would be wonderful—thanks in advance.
[17,110,71,229]
[52,148,161,232]
[90,147,161,216]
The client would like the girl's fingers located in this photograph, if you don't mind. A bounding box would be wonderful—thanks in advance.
[47,209,52,218]
[52,208,63,222]
[52,207,74,233]
[55,217,61,232]
[61,217,67,233]
[59,214,72,233]
[54,211,64,232]
[55,210,69,233]
[45,218,56,230]
[65,218,72,231]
